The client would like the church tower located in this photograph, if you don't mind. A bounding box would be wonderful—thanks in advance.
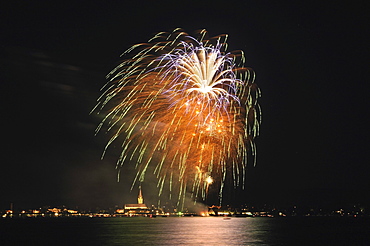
[138,185,144,204]
[123,185,151,216]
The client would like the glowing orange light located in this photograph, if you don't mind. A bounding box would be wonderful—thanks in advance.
[206,176,213,184]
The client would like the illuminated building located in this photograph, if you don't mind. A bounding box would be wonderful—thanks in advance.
[124,186,152,216]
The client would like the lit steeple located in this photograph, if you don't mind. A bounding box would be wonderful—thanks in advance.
[138,185,144,204]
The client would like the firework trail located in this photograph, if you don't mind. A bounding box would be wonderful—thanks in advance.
[93,28,261,208]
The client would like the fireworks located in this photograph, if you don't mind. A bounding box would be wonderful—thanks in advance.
[94,28,261,207]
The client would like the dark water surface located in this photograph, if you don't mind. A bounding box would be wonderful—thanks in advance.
[1,216,370,245]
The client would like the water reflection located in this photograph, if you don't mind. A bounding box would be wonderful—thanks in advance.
[2,216,369,245]
[100,217,272,245]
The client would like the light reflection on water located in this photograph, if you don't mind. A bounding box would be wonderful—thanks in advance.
[2,216,370,245]
[91,216,370,246]
[101,217,270,245]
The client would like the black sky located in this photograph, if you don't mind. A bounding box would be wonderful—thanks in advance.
[1,0,369,210]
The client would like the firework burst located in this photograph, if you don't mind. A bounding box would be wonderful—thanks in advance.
[93,28,261,207]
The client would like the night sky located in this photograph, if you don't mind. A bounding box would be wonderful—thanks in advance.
[1,1,369,210]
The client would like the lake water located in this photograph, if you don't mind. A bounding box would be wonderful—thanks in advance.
[1,216,370,245]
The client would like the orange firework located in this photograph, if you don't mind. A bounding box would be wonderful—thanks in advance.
[94,28,261,207]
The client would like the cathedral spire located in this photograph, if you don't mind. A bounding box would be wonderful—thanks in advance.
[138,185,144,204]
